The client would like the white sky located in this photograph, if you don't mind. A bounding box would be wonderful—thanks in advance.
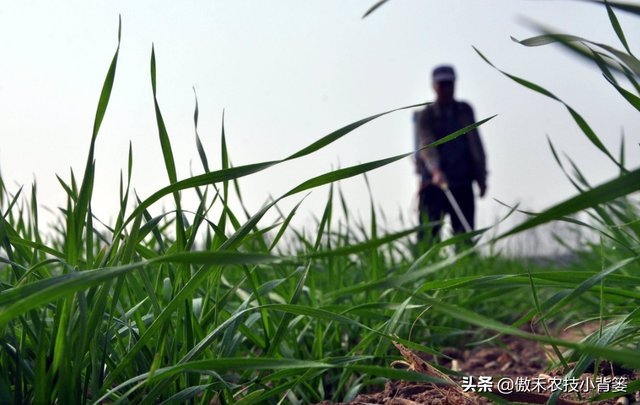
[1,1,639,254]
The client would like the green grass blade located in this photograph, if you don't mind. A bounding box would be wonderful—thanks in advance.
[284,103,427,161]
[306,225,419,258]
[283,116,494,198]
[527,268,571,373]
[193,88,210,173]
[497,167,640,240]
[586,0,640,16]
[233,389,265,405]
[605,75,640,112]
[539,256,639,321]
[268,195,308,252]
[605,0,632,55]
[475,46,625,169]
[362,0,391,18]
[0,252,285,329]
[512,30,640,76]
[75,17,121,251]
[2,186,24,218]
[150,46,178,186]
[265,262,311,358]
[157,384,217,405]
[150,45,187,250]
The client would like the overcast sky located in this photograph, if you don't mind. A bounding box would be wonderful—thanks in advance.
[1,1,639,254]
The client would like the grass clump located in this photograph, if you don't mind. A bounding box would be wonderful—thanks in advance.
[0,18,494,404]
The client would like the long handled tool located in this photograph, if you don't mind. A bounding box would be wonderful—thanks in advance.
[441,183,472,233]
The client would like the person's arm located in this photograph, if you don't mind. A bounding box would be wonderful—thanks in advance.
[462,103,487,197]
[417,109,447,187]
[413,111,426,176]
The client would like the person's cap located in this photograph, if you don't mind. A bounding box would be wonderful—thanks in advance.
[432,65,456,83]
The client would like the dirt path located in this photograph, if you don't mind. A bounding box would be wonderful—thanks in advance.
[317,329,638,405]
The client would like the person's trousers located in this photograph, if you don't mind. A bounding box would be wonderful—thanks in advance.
[417,183,475,243]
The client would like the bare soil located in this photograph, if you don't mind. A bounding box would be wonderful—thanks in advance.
[316,331,638,405]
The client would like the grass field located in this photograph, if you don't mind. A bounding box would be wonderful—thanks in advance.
[2,2,640,404]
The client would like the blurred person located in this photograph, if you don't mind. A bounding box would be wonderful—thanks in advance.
[414,65,487,246]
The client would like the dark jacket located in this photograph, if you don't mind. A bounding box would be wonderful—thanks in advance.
[416,101,487,189]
